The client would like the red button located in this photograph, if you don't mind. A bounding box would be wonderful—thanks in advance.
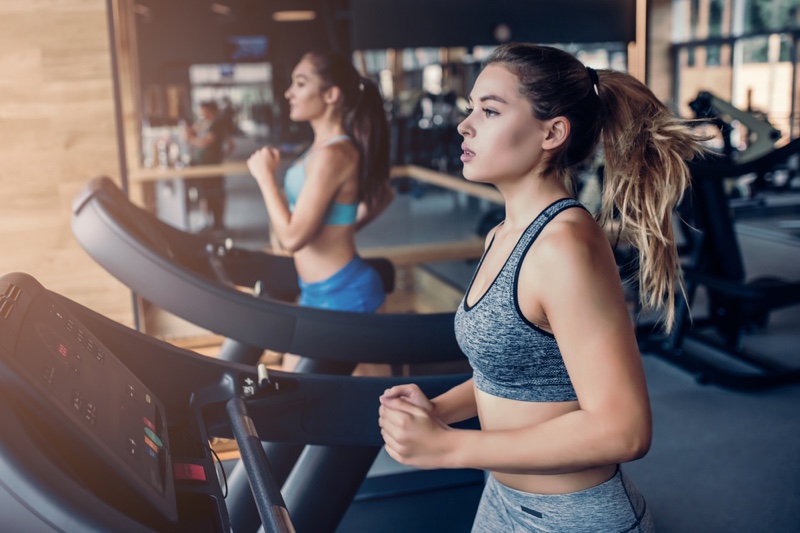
[173,463,207,482]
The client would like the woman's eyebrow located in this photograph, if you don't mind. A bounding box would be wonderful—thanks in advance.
[468,94,509,105]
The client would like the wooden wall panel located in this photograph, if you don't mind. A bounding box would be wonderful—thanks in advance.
[648,0,675,107]
[0,0,134,326]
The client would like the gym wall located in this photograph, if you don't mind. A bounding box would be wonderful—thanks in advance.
[0,0,135,327]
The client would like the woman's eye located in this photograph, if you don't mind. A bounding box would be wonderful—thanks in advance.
[483,108,497,117]
[464,106,474,115]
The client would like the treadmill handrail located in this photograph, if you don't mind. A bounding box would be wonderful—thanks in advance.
[227,397,294,533]
[72,176,464,364]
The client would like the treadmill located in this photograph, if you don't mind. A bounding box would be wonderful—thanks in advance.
[0,272,479,532]
[71,176,462,367]
[70,176,481,532]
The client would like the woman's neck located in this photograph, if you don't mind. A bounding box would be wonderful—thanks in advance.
[310,115,346,146]
[497,172,572,231]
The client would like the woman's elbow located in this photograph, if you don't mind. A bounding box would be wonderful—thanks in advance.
[618,419,652,462]
[276,230,311,253]
[625,428,652,462]
[279,237,306,254]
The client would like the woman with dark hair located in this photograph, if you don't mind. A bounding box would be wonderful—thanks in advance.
[378,43,707,531]
[247,50,393,319]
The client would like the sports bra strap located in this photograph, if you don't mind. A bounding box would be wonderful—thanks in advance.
[321,134,351,147]
[299,135,352,166]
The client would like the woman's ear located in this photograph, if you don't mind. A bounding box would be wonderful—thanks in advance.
[542,117,570,151]
[323,85,342,106]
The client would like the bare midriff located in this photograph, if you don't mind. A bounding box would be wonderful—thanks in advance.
[292,225,358,283]
[475,385,617,495]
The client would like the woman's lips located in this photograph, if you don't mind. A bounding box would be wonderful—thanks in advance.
[461,145,475,163]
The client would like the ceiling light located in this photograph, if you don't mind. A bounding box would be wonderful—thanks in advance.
[210,3,232,16]
[272,10,316,22]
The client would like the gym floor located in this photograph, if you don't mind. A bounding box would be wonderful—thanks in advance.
[215,172,800,533]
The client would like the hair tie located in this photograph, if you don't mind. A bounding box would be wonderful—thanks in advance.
[586,66,599,95]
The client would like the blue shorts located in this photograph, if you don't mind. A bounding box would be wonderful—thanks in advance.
[297,256,385,312]
[472,468,654,532]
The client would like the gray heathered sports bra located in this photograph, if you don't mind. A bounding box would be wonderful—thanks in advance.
[454,198,586,402]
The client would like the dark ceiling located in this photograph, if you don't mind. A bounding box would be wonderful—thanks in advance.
[131,0,636,87]
[351,0,636,50]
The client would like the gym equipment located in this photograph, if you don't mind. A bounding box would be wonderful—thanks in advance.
[637,155,800,390]
[0,271,478,532]
[716,135,800,219]
[389,88,466,175]
[71,176,475,532]
[689,91,800,215]
[689,91,782,165]
[71,176,460,366]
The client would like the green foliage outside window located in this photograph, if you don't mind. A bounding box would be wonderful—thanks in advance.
[746,0,800,32]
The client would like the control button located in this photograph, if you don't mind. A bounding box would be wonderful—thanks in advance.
[143,434,158,453]
[241,376,256,397]
[144,426,163,448]
[84,403,96,425]
[173,463,207,483]
[72,390,84,411]
[142,416,155,432]
[127,436,138,458]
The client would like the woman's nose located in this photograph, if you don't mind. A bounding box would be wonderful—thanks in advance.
[457,118,472,137]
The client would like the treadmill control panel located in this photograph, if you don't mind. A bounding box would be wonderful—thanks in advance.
[0,276,177,522]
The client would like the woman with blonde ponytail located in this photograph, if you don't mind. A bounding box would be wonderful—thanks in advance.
[379,43,706,531]
[247,50,393,326]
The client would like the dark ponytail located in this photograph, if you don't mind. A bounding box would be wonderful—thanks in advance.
[304,51,391,213]
[349,77,391,212]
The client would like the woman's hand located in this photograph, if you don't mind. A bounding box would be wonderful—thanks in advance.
[379,385,456,469]
[247,146,281,185]
[380,384,434,410]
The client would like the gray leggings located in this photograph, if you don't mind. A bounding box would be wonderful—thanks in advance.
[472,468,654,532]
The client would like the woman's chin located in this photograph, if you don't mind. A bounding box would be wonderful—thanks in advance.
[461,166,485,183]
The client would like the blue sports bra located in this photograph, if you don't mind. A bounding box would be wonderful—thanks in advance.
[454,198,586,402]
[284,135,358,226]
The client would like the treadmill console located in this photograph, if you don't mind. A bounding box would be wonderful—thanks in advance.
[0,274,177,523]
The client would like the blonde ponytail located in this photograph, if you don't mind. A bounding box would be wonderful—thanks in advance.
[595,71,708,330]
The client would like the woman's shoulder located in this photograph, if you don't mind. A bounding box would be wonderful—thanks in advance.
[522,206,619,302]
[532,206,608,266]
[317,137,358,162]
[307,139,359,175]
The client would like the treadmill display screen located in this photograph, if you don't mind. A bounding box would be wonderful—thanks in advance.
[0,278,176,521]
